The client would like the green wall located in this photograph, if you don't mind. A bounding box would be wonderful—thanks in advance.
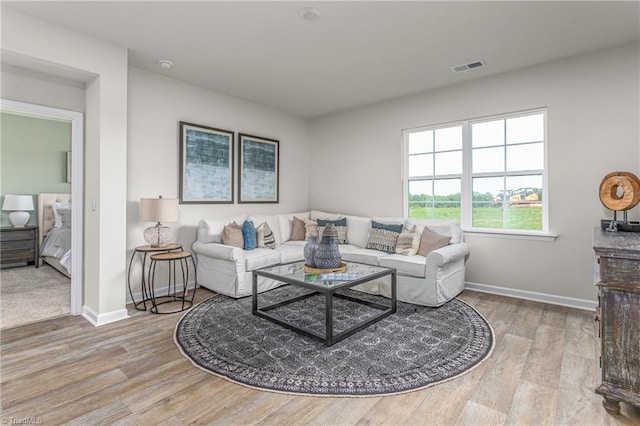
[1,112,71,226]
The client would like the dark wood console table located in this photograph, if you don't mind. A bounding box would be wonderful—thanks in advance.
[593,228,640,413]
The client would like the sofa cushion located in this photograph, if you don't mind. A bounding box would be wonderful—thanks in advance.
[311,210,343,221]
[222,222,244,248]
[244,248,281,271]
[344,215,371,248]
[242,220,257,250]
[198,215,247,243]
[277,212,310,244]
[276,241,305,263]
[372,216,406,226]
[337,244,361,256]
[418,227,451,257]
[341,248,387,265]
[379,254,426,278]
[405,219,462,244]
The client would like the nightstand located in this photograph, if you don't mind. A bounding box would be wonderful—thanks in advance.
[0,226,39,268]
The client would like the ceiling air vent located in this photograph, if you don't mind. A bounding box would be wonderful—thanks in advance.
[451,60,486,74]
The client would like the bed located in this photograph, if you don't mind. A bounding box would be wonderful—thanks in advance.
[38,192,72,277]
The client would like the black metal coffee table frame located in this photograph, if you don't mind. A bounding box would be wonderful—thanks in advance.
[252,261,396,346]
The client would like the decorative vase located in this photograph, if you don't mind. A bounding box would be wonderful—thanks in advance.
[304,235,318,268]
[314,224,342,269]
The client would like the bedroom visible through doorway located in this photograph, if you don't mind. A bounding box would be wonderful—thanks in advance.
[0,99,84,327]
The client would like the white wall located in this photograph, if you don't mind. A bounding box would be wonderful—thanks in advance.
[2,7,129,324]
[127,67,310,294]
[309,43,640,303]
[1,65,86,112]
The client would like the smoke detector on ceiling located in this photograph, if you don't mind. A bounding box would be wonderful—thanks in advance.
[158,59,174,70]
[299,7,320,20]
[451,60,486,74]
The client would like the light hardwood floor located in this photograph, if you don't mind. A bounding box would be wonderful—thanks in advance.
[1,289,639,425]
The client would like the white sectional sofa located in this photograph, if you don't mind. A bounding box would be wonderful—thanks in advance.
[191,210,470,307]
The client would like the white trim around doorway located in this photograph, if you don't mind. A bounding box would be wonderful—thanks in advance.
[1,98,84,316]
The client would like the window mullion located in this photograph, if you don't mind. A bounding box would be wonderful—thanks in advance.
[461,121,472,228]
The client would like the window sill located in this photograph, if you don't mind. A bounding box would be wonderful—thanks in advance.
[462,228,558,242]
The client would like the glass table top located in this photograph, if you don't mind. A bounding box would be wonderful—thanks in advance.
[255,261,392,289]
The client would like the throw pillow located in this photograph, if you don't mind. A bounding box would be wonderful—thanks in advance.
[395,226,420,256]
[316,217,348,244]
[418,227,451,257]
[58,208,72,230]
[222,221,244,248]
[52,202,71,229]
[242,220,257,250]
[290,216,306,241]
[304,219,318,240]
[365,221,403,253]
[256,221,276,249]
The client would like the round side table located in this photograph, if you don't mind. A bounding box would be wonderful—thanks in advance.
[148,251,197,314]
[127,244,182,311]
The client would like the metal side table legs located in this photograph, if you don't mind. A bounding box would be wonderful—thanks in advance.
[148,251,197,314]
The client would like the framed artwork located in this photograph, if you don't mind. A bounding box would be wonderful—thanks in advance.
[238,133,279,203]
[179,121,234,204]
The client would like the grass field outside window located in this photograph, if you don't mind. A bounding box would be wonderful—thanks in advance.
[409,205,543,230]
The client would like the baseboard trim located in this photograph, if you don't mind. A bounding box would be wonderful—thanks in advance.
[465,281,597,311]
[82,305,129,327]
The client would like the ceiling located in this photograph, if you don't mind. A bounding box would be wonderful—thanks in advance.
[3,1,639,118]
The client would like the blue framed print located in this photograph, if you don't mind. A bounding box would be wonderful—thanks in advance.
[179,121,234,204]
[238,133,279,203]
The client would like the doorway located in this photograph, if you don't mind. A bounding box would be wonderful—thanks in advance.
[1,99,84,320]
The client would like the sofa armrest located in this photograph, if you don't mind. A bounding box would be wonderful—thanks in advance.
[192,241,244,262]
[426,242,469,267]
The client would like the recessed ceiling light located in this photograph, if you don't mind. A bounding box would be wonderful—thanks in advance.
[299,7,320,21]
[158,59,174,70]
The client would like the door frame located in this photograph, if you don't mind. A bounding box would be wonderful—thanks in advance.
[1,98,84,315]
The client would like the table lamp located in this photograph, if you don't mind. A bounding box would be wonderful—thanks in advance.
[2,195,35,227]
[140,195,179,247]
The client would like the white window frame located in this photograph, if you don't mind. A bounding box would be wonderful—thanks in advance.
[403,108,557,241]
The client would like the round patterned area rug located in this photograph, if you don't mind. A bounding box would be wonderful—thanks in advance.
[175,286,494,397]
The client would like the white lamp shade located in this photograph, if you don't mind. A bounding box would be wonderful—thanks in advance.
[140,197,178,223]
[2,195,34,211]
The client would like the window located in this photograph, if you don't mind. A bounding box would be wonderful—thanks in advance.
[404,109,547,233]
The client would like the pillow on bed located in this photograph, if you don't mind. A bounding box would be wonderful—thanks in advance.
[52,202,71,229]
[58,208,72,229]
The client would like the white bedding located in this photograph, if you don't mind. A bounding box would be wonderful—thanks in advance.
[38,193,72,276]
[40,228,72,274]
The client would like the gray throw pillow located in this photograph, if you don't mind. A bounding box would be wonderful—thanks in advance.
[58,208,72,229]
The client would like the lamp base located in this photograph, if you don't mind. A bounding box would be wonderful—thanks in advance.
[8,211,30,227]
[144,224,174,247]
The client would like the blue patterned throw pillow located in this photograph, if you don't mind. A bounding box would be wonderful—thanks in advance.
[242,220,257,250]
[316,217,348,244]
[365,221,403,253]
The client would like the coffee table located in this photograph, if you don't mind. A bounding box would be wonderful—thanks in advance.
[252,261,396,346]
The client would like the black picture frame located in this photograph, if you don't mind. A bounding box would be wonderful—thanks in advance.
[179,121,234,204]
[238,133,279,203]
